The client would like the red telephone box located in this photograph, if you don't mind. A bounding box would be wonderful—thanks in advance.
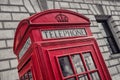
[13,9,111,80]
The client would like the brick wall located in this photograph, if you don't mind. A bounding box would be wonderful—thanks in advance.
[0,0,41,80]
[0,0,120,80]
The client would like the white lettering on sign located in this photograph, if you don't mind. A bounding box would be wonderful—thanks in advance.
[19,37,31,59]
[41,28,87,39]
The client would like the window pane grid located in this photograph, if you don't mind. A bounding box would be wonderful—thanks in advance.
[58,52,100,80]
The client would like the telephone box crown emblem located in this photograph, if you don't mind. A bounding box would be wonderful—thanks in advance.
[55,14,69,22]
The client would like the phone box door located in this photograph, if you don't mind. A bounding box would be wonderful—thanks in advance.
[41,38,111,80]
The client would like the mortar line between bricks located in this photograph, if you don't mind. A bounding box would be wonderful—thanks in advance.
[29,0,36,12]
[0,68,17,72]
[8,60,12,69]
[0,58,17,62]
[0,47,13,50]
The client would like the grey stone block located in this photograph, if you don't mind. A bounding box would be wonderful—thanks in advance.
[70,3,80,8]
[90,27,100,33]
[10,59,18,68]
[0,40,6,48]
[1,6,20,12]
[84,0,93,3]
[117,65,120,72]
[102,53,110,60]
[74,0,84,2]
[12,13,30,20]
[20,7,27,12]
[0,13,11,20]
[102,1,110,5]
[0,69,19,80]
[85,15,96,20]
[111,16,120,20]
[0,49,16,60]
[60,2,70,8]
[109,59,119,66]
[0,61,10,70]
[4,22,19,28]
[80,4,89,9]
[102,6,108,15]
[103,46,109,52]
[116,7,120,11]
[0,0,8,4]
[6,40,13,47]
[108,67,118,75]
[110,6,115,11]
[89,5,97,15]
[96,39,106,46]
[55,2,60,9]
[112,74,120,80]
[47,1,54,9]
[24,0,35,13]
[9,0,23,5]
[0,22,3,28]
[77,9,88,14]
[0,30,14,39]
[30,0,41,12]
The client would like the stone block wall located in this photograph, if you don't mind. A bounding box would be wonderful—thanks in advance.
[0,0,120,80]
[0,0,41,80]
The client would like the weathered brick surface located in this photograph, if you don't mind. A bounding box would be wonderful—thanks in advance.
[112,74,120,80]
[23,0,35,13]
[12,13,30,20]
[109,59,119,66]
[4,22,19,28]
[1,6,20,12]
[10,59,18,68]
[0,22,2,28]
[0,30,14,39]
[109,67,118,75]
[0,13,11,20]
[20,7,28,12]
[70,3,80,8]
[80,4,89,9]
[0,69,19,80]
[0,40,6,48]
[30,0,41,12]
[0,0,8,4]
[0,49,16,60]
[60,2,70,8]
[9,0,23,5]
[0,61,10,70]
[6,39,13,47]
[47,1,54,9]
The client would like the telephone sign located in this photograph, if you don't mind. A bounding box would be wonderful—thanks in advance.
[13,9,111,80]
[41,28,86,39]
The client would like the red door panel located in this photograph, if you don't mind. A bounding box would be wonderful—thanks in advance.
[46,44,107,80]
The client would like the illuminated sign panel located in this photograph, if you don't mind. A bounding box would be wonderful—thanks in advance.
[19,38,31,59]
[41,28,87,39]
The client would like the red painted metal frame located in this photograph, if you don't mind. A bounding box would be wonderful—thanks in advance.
[41,37,111,80]
[13,9,111,80]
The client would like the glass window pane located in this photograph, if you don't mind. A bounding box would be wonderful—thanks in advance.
[71,54,85,73]
[59,56,74,77]
[83,52,96,70]
[67,77,76,80]
[28,70,33,80]
[78,74,88,80]
[25,73,29,80]
[90,72,100,80]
